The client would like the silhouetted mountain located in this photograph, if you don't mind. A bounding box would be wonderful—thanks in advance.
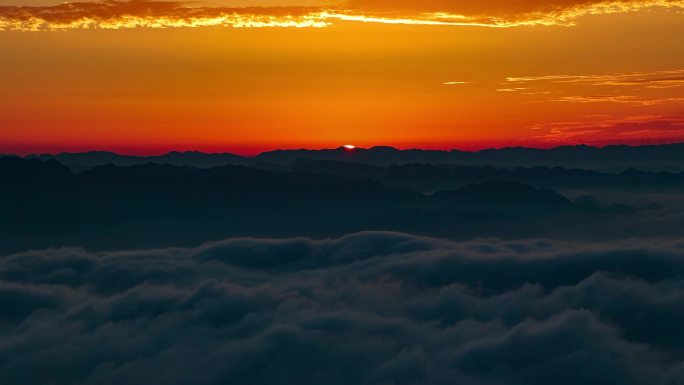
[255,146,457,166]
[256,144,684,170]
[13,143,684,171]
[431,181,576,213]
[1,157,661,254]
[0,156,75,192]
[26,150,249,170]
[280,160,684,192]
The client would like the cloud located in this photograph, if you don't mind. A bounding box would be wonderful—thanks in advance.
[506,69,684,87]
[499,69,684,115]
[0,0,683,31]
[0,1,332,30]
[347,0,683,14]
[2,231,684,384]
[497,87,530,92]
[550,95,684,106]
[528,114,684,144]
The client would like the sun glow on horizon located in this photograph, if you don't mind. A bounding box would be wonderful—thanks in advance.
[0,1,682,152]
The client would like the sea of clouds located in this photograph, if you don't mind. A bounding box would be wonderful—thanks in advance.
[2,231,684,384]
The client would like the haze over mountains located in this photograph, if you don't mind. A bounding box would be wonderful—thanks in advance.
[1,153,680,254]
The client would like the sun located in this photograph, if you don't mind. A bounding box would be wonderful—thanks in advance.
[343,144,356,150]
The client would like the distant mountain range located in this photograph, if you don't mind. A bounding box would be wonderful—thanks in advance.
[270,160,684,192]
[8,147,684,193]
[23,150,250,170]
[0,157,673,254]
[256,144,684,170]
[7,143,684,171]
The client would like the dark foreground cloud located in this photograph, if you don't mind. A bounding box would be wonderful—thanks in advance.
[2,232,684,384]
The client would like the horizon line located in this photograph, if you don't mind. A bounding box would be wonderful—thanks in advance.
[3,142,684,158]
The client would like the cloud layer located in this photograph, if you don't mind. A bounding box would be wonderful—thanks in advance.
[0,0,683,30]
[3,231,684,384]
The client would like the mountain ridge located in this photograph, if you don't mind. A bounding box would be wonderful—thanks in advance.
[0,157,644,253]
[4,143,684,171]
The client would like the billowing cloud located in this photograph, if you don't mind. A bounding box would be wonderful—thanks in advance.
[0,1,332,30]
[2,231,684,384]
[346,0,684,27]
[0,0,683,31]
[347,0,682,13]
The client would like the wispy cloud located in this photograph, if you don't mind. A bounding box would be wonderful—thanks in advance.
[599,77,684,89]
[506,69,684,87]
[500,69,684,108]
[528,114,684,144]
[551,95,684,106]
[1,0,683,31]
[497,87,529,92]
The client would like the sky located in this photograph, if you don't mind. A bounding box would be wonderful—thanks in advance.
[0,0,683,155]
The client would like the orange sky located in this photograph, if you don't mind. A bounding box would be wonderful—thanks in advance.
[0,0,683,155]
